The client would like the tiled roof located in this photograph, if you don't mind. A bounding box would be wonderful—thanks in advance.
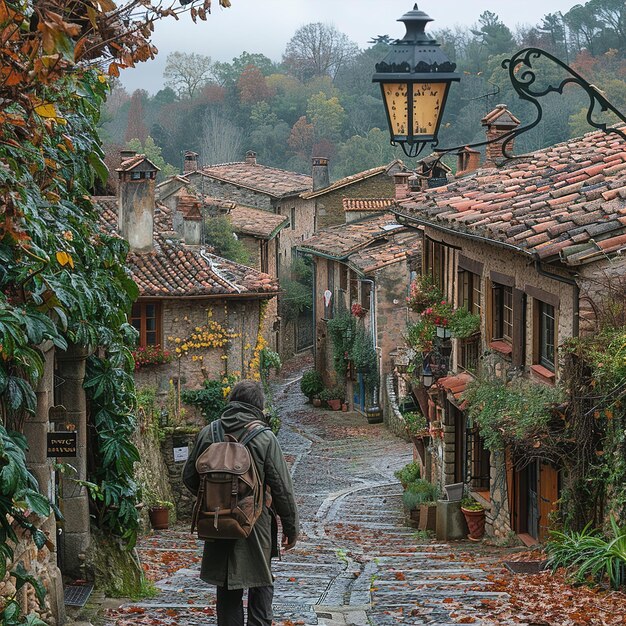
[301,160,404,199]
[228,204,288,239]
[95,197,278,298]
[192,162,312,198]
[343,198,396,212]
[299,213,406,259]
[116,154,160,172]
[348,230,421,273]
[394,127,626,266]
[436,372,474,409]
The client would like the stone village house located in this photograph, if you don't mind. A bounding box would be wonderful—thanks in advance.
[299,205,421,414]
[392,107,626,543]
[96,151,279,404]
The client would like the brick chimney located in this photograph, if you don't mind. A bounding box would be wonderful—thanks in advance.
[183,150,199,173]
[116,152,159,252]
[245,150,257,165]
[456,146,481,177]
[312,157,330,191]
[482,104,521,166]
[393,172,411,199]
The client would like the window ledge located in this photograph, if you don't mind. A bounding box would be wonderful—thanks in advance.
[489,340,512,356]
[530,364,556,385]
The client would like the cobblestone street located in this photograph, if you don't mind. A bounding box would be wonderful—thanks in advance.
[104,371,513,626]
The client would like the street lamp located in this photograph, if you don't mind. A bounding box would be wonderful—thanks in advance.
[374,5,626,161]
[372,4,460,158]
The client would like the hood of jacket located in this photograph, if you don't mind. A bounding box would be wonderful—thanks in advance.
[220,400,266,433]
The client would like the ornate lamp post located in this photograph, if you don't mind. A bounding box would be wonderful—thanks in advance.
[374,5,626,161]
[372,4,459,158]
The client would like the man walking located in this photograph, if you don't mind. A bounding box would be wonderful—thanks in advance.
[183,380,299,626]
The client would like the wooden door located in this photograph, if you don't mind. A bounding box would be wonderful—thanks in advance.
[539,463,559,543]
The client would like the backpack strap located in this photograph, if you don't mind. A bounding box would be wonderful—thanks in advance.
[211,419,225,443]
[240,420,271,446]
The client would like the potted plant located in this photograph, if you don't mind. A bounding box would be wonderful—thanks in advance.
[145,493,174,530]
[319,386,344,411]
[449,307,481,339]
[402,479,439,530]
[460,496,486,541]
[300,369,324,403]
[407,274,443,313]
[394,461,420,489]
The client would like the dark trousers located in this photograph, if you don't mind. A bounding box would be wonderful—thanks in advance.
[216,585,273,626]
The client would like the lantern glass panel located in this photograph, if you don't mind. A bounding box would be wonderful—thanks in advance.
[382,82,409,137]
[412,82,448,137]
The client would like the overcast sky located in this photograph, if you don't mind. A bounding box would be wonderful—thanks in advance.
[120,0,578,94]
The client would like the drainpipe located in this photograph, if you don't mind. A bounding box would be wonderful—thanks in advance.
[533,257,579,337]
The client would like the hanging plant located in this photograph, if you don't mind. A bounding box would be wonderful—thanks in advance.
[449,307,481,338]
[407,274,443,312]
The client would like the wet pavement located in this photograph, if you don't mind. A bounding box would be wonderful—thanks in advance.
[104,369,514,625]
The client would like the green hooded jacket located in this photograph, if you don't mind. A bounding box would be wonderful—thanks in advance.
[182,401,299,589]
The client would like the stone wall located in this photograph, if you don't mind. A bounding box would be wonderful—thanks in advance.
[487,450,512,538]
[161,428,201,520]
[384,374,409,439]
[314,172,397,229]
[134,297,267,399]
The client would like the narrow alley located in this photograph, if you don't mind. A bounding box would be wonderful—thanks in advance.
[102,368,514,626]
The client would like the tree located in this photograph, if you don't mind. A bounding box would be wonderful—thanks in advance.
[125,89,149,143]
[288,116,315,159]
[283,23,359,81]
[306,91,345,141]
[201,108,244,165]
[470,11,516,58]
[213,51,277,85]
[164,51,215,99]
[238,65,274,105]
[334,128,401,178]
[126,136,178,180]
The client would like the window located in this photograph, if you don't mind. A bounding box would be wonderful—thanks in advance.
[424,238,449,293]
[340,265,348,291]
[538,301,556,371]
[458,270,482,316]
[325,260,335,319]
[492,283,513,342]
[260,240,269,274]
[290,207,296,230]
[131,302,161,347]
[360,280,372,311]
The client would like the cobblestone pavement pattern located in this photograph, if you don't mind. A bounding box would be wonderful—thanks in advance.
[104,371,513,625]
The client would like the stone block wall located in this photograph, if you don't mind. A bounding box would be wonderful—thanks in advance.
[384,373,409,440]
[487,450,512,538]
[161,428,201,519]
[187,175,273,211]
[314,173,397,229]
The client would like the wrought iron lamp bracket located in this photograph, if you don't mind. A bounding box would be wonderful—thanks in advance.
[396,47,626,168]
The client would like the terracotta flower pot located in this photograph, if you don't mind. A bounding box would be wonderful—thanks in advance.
[327,398,341,411]
[461,507,485,541]
[341,402,348,412]
[149,506,170,530]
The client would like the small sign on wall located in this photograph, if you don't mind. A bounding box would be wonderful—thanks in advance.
[47,432,77,457]
[173,446,189,463]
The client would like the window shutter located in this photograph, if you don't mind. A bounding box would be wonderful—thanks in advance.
[512,288,526,368]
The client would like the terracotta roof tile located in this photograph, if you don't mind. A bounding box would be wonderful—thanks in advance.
[95,197,278,298]
[228,204,288,239]
[342,198,396,212]
[394,126,626,265]
[193,162,311,198]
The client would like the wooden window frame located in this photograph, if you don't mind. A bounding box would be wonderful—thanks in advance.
[290,207,296,230]
[458,269,482,316]
[492,283,513,343]
[131,301,162,348]
[260,240,269,274]
[534,299,556,372]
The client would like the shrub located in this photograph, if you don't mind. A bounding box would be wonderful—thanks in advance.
[395,461,421,486]
[460,497,484,511]
[546,519,626,590]
[402,479,440,509]
[300,370,324,398]
[319,385,345,401]
[181,375,237,423]
[449,307,481,338]
[204,215,251,264]
[403,411,428,436]
[132,345,173,370]
[407,274,443,312]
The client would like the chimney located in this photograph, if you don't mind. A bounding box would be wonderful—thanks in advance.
[183,150,199,173]
[245,150,257,165]
[393,172,411,199]
[482,104,521,166]
[456,146,481,177]
[116,152,159,252]
[119,149,136,163]
[312,157,330,191]
[176,192,203,245]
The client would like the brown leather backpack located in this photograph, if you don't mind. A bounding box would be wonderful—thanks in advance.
[191,419,269,540]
